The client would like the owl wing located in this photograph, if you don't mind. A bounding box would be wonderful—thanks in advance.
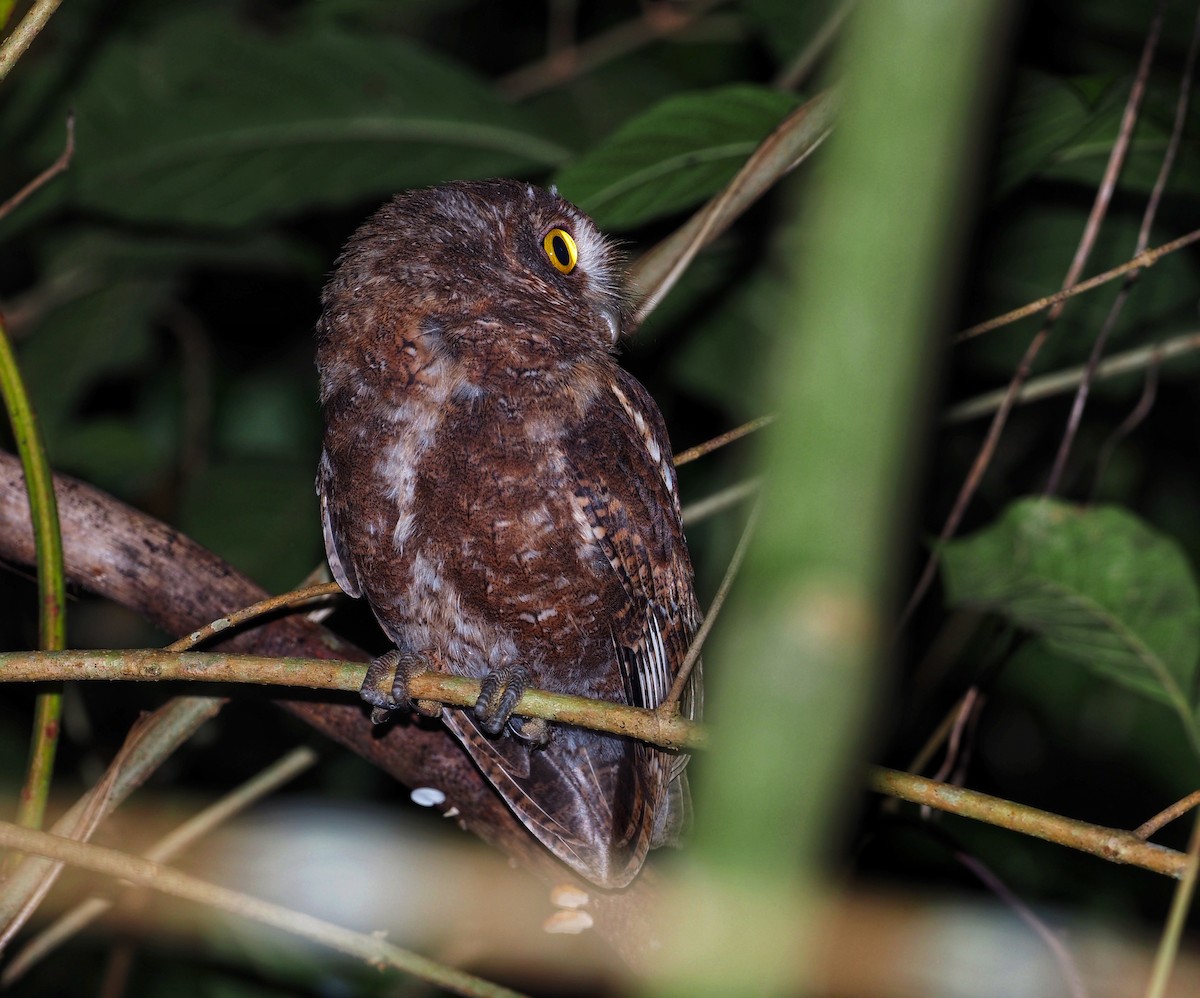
[574,371,702,850]
[444,369,701,888]
[317,446,362,598]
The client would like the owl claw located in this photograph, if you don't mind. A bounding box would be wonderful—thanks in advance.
[475,665,530,736]
[512,716,551,746]
[361,649,442,724]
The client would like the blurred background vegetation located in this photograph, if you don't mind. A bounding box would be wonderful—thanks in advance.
[1,0,1199,994]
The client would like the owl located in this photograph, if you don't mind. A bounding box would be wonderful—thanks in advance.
[315,179,701,888]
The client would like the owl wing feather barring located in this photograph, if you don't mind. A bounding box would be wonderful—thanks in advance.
[316,179,701,888]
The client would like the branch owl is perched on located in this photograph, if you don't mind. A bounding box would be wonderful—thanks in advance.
[316,179,700,888]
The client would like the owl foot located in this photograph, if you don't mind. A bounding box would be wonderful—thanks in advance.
[511,716,551,746]
[475,665,533,737]
[361,649,442,725]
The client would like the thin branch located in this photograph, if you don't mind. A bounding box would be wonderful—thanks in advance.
[928,686,981,787]
[945,330,1200,424]
[952,848,1088,998]
[773,0,855,90]
[0,821,525,998]
[0,650,707,751]
[869,766,1192,879]
[1144,813,1200,998]
[1135,790,1200,841]
[0,0,63,83]
[497,0,728,100]
[0,111,74,221]
[1089,352,1159,501]
[664,499,760,707]
[953,227,1200,344]
[673,414,775,466]
[170,581,344,651]
[1046,0,1192,496]
[898,5,1166,630]
[681,477,760,525]
[631,90,835,326]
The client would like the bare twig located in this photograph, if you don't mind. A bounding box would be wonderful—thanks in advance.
[952,848,1088,998]
[773,0,855,90]
[681,477,760,525]
[928,686,981,788]
[1046,1,1192,496]
[664,499,760,707]
[1135,790,1200,841]
[953,229,1200,344]
[1089,352,1160,500]
[945,330,1200,423]
[170,581,344,651]
[0,112,74,221]
[498,0,728,100]
[898,3,1165,630]
[870,767,1192,879]
[1144,813,1200,998]
[673,414,775,466]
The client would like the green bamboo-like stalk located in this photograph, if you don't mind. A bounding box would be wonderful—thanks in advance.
[652,2,1008,992]
[0,318,66,832]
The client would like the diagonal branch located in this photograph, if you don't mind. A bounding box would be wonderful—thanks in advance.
[0,820,525,998]
[870,766,1191,879]
[0,450,665,968]
[898,2,1168,631]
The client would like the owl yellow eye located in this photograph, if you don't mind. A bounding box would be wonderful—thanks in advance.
[543,228,578,274]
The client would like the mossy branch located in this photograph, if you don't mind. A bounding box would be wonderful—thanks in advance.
[869,767,1193,880]
[2,649,1195,882]
[0,649,705,751]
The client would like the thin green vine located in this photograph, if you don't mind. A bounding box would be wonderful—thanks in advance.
[0,317,66,831]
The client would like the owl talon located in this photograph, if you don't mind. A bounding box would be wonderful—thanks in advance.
[475,665,530,736]
[361,649,442,724]
[512,716,551,746]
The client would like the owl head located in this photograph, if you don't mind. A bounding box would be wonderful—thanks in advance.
[317,180,627,401]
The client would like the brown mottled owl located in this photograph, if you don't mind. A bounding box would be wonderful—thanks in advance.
[315,179,701,888]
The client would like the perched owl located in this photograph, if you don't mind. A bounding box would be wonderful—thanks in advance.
[316,179,701,888]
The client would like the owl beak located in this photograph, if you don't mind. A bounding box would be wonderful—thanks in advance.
[599,305,621,346]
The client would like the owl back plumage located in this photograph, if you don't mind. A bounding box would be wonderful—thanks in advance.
[316,179,700,888]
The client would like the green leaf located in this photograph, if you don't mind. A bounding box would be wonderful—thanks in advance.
[552,84,800,229]
[42,227,323,279]
[65,13,570,227]
[992,71,1097,196]
[942,498,1200,749]
[992,72,1200,200]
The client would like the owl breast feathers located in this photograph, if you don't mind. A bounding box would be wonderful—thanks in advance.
[316,179,701,888]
